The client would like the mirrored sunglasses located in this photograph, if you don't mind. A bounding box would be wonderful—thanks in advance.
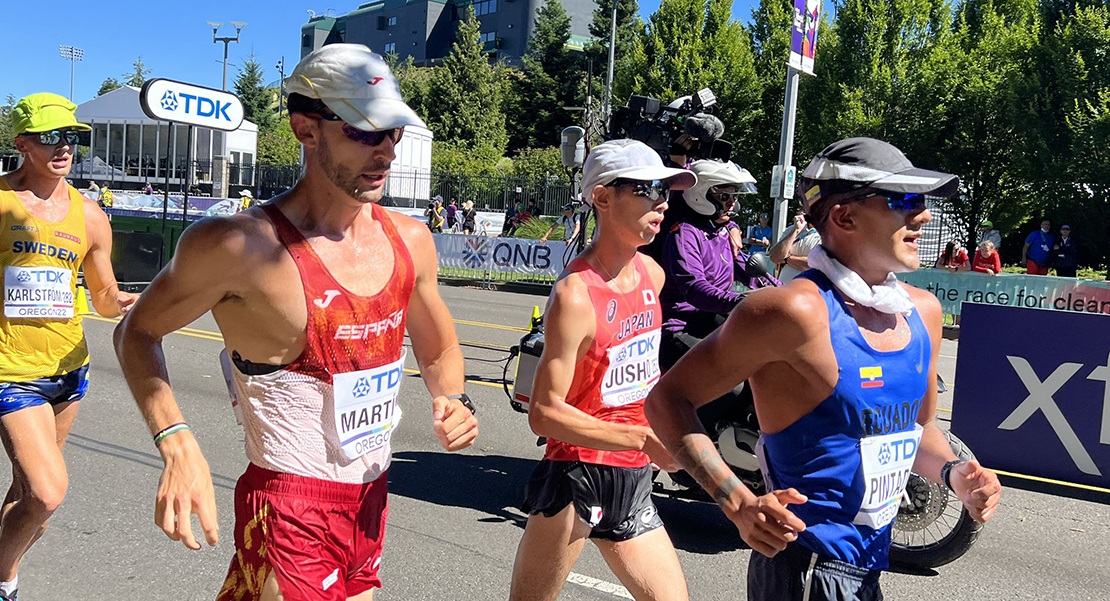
[314,112,404,147]
[606,178,670,201]
[28,130,81,146]
[844,190,928,212]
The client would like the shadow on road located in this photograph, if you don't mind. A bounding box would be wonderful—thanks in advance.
[388,451,534,528]
[388,451,747,554]
[66,433,240,492]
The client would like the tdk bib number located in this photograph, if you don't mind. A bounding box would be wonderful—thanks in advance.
[4,266,74,319]
[331,351,406,461]
[601,330,661,407]
[853,424,923,530]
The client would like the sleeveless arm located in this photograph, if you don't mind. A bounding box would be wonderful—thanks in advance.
[82,198,134,316]
[528,275,651,452]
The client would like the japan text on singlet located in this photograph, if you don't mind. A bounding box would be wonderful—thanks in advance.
[757,270,930,570]
[0,178,89,381]
[544,255,661,469]
[229,203,415,484]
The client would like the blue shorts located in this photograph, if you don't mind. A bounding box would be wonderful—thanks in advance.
[0,365,90,417]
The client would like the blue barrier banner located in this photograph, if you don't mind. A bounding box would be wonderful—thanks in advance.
[952,303,1110,489]
[898,269,1110,317]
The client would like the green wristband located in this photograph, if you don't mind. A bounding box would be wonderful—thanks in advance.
[153,423,190,446]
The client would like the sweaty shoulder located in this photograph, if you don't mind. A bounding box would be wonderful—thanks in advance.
[174,208,282,275]
[725,277,828,354]
[380,207,433,272]
[902,282,943,329]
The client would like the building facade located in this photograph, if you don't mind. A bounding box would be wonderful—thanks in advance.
[301,0,595,66]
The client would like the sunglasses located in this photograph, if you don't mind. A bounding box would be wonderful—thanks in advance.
[314,112,404,147]
[844,190,928,212]
[606,178,670,201]
[26,130,81,146]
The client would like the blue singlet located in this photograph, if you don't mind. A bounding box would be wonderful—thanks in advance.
[757,269,931,570]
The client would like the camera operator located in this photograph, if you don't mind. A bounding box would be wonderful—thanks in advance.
[658,160,780,371]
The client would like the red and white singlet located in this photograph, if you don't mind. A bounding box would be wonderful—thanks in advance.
[544,255,662,469]
[228,203,415,484]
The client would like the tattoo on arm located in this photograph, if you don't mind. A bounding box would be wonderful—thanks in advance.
[675,435,745,506]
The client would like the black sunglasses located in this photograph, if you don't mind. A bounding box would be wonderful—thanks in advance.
[606,178,670,201]
[26,130,81,146]
[313,112,404,147]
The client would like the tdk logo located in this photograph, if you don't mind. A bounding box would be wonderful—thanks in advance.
[159,88,232,121]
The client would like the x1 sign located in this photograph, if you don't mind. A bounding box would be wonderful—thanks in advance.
[139,79,245,131]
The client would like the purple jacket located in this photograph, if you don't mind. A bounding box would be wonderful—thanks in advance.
[660,220,780,333]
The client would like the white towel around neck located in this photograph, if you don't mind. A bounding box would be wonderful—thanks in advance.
[806,245,916,316]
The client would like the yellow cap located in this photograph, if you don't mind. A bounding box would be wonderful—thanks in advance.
[11,93,91,136]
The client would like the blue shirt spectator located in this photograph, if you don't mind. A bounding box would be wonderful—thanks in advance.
[747,213,773,254]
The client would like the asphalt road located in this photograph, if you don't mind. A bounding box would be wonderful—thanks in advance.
[6,284,1109,600]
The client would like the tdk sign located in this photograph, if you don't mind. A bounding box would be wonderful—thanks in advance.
[140,79,244,132]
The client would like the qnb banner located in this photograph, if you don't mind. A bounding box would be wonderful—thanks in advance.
[387,207,507,236]
[898,269,1110,316]
[952,303,1110,489]
[433,233,571,277]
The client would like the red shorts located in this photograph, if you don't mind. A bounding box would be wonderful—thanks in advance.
[1027,260,1050,275]
[217,463,389,601]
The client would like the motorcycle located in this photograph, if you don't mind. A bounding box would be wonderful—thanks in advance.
[504,253,982,569]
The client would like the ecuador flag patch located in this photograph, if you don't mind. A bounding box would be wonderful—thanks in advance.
[860,366,884,388]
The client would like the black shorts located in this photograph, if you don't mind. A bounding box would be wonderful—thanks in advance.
[521,460,663,542]
[747,543,883,601]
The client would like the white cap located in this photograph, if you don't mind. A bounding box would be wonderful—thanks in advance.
[240,189,253,198]
[285,43,427,132]
[581,139,696,206]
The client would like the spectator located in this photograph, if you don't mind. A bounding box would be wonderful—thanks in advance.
[1053,224,1078,278]
[978,220,1002,250]
[1022,218,1054,275]
[746,212,773,254]
[461,200,477,235]
[501,202,520,236]
[768,210,821,281]
[87,179,100,198]
[239,189,253,211]
[526,199,541,218]
[971,240,1001,276]
[144,181,154,195]
[540,203,580,244]
[445,198,458,232]
[505,202,531,237]
[425,197,445,233]
[934,240,969,272]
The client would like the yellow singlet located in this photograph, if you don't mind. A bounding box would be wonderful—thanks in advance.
[0,177,90,381]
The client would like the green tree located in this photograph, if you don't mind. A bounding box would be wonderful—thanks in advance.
[587,0,643,83]
[124,56,152,87]
[235,55,276,132]
[97,77,123,96]
[506,0,583,151]
[617,0,761,156]
[390,54,434,121]
[507,146,567,180]
[425,6,508,162]
[257,119,301,166]
[0,94,16,154]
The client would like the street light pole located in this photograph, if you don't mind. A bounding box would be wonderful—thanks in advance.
[604,0,617,129]
[276,57,286,120]
[208,21,247,91]
[59,45,84,101]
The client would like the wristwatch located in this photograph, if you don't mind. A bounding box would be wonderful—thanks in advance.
[448,393,477,415]
[940,459,966,492]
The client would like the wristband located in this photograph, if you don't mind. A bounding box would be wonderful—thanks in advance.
[153,422,190,446]
[941,459,965,493]
[448,393,476,415]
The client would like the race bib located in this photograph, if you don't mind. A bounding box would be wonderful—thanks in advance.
[331,351,406,461]
[600,330,660,407]
[4,266,74,319]
[853,423,923,530]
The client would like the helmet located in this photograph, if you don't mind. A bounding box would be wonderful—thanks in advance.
[682,160,757,218]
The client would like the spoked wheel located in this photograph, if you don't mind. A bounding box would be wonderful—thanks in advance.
[889,430,983,569]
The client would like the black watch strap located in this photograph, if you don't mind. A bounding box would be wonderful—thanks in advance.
[448,393,476,415]
[941,459,965,492]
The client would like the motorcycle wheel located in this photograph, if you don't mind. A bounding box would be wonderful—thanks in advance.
[888,429,983,570]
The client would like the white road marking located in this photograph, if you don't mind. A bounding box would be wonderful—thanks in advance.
[566,572,634,599]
